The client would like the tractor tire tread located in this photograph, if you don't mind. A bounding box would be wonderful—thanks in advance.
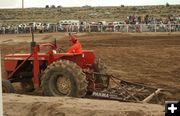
[2,79,14,93]
[41,60,87,97]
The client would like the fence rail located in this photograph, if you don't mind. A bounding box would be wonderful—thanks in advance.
[0,24,180,34]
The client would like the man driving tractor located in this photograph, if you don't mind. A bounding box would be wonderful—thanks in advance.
[67,33,83,54]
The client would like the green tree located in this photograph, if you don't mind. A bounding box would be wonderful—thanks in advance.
[45,5,49,8]
[51,5,56,8]
[121,5,125,7]
[166,3,170,7]
[57,5,62,8]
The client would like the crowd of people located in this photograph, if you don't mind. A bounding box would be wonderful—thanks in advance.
[0,15,179,34]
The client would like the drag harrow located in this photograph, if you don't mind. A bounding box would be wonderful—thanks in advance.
[86,73,162,103]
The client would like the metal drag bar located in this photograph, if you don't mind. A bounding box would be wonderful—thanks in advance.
[86,71,162,103]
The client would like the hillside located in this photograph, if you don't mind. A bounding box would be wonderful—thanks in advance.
[0,5,180,24]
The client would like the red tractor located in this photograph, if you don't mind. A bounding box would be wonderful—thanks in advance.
[2,32,162,103]
[2,32,108,98]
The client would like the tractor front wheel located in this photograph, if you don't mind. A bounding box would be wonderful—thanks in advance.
[2,80,14,93]
[41,60,88,97]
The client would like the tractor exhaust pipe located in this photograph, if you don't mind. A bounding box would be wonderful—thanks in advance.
[30,27,36,53]
[31,27,34,43]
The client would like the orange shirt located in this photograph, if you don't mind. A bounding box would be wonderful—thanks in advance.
[67,41,82,54]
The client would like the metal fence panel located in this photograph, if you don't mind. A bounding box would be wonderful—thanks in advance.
[0,24,180,34]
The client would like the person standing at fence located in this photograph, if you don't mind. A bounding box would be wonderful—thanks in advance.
[2,26,5,34]
[67,33,82,54]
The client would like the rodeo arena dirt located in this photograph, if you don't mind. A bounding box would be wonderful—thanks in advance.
[1,4,180,116]
[0,32,180,116]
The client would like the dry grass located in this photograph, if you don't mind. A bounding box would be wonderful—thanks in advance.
[0,5,179,24]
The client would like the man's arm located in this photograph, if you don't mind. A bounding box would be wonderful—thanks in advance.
[67,44,76,53]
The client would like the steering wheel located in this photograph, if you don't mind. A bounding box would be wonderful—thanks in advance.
[56,47,66,53]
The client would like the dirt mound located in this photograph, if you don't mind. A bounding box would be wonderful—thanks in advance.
[3,93,164,116]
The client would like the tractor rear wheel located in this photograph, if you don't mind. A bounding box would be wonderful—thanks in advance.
[93,59,109,88]
[2,80,14,93]
[41,60,88,97]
